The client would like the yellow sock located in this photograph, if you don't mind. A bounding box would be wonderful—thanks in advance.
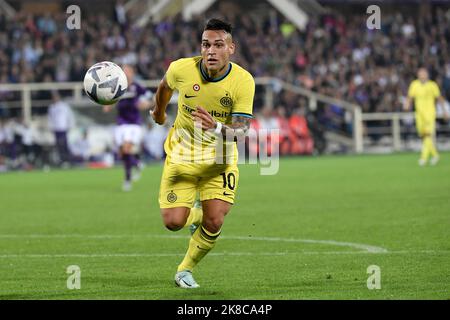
[421,136,438,160]
[177,226,220,272]
[183,207,203,228]
[426,136,438,158]
[420,137,430,161]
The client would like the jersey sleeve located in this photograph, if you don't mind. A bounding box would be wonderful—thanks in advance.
[407,81,416,98]
[165,60,179,90]
[231,74,255,118]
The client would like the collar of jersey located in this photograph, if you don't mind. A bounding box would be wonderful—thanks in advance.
[199,60,232,82]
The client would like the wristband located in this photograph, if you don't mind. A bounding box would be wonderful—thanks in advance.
[214,122,223,135]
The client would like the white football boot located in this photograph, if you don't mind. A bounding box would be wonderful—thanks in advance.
[175,270,200,288]
[430,156,439,166]
[122,180,132,192]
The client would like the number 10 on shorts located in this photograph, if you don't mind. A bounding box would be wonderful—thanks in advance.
[220,172,236,191]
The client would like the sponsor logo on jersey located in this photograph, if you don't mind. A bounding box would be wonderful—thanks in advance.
[183,104,230,118]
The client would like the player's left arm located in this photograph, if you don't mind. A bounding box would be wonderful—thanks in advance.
[436,95,449,120]
[433,82,449,120]
[192,107,250,138]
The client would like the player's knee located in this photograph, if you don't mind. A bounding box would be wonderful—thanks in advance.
[164,221,183,231]
[162,217,184,231]
[202,217,224,234]
[161,211,187,231]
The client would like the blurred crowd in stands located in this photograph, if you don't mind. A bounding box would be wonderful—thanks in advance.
[0,102,171,171]
[1,2,449,107]
[1,1,450,169]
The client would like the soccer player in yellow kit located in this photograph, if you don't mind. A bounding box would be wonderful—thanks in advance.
[404,68,448,166]
[151,19,255,288]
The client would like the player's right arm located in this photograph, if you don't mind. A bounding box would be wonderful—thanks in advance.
[152,76,172,125]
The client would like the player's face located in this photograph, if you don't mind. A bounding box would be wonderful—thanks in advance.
[418,69,428,82]
[201,30,235,74]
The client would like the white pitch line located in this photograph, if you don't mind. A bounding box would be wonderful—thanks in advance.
[0,234,388,253]
[0,252,286,258]
[0,250,448,259]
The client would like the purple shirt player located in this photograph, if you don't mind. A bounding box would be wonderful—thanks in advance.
[107,64,154,192]
[117,82,151,125]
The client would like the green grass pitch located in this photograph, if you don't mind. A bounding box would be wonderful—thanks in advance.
[0,153,449,300]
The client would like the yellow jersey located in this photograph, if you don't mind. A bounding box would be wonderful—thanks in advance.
[164,56,255,164]
[407,79,441,118]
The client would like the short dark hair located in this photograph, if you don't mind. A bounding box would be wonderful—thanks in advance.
[204,18,232,35]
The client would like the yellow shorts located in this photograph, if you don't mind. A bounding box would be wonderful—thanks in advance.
[415,113,435,136]
[158,157,239,208]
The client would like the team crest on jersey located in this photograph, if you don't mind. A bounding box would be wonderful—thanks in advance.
[193,84,200,91]
[167,191,177,203]
[220,93,233,107]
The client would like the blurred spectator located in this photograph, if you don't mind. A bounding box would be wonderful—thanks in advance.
[47,91,75,165]
[275,106,291,155]
[0,119,6,159]
[14,119,35,168]
[37,13,57,36]
[289,106,314,155]
[114,0,128,28]
[254,106,280,156]
[70,128,91,163]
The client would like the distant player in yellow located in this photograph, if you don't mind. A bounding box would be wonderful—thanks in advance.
[404,68,448,166]
[151,19,255,288]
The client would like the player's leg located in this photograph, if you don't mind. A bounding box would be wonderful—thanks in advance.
[427,120,439,165]
[177,199,230,267]
[160,204,203,230]
[418,117,438,165]
[175,199,231,288]
[186,197,203,234]
[114,125,130,190]
[120,141,134,190]
[115,125,141,190]
[175,166,238,288]
[158,160,205,288]
[158,159,202,231]
[129,124,144,180]
[161,207,190,231]
[416,114,428,165]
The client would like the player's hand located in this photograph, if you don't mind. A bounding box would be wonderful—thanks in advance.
[150,109,166,125]
[192,106,216,130]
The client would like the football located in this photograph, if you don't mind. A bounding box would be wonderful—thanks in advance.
[83,61,128,105]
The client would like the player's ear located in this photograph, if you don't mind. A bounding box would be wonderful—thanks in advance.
[229,42,235,55]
